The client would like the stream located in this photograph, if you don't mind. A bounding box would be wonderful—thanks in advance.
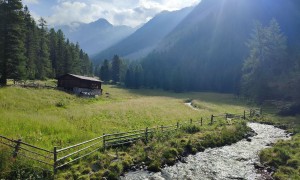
[121,123,290,180]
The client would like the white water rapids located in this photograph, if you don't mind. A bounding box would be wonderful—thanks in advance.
[121,123,290,180]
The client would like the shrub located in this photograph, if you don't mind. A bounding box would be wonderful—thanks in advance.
[273,166,298,180]
[287,158,299,169]
[147,161,161,172]
[181,125,200,134]
[108,161,123,174]
[55,101,66,108]
[78,175,90,180]
[162,148,178,165]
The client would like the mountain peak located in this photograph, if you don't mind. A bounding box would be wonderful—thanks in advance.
[90,18,112,28]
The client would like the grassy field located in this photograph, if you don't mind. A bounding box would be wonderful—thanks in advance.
[0,83,255,179]
[0,84,297,179]
[0,84,250,149]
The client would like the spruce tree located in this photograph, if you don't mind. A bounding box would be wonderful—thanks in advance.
[23,6,38,79]
[242,19,287,102]
[134,64,143,89]
[48,28,58,77]
[55,29,66,76]
[0,0,26,85]
[36,17,51,79]
[125,69,132,88]
[100,59,110,82]
[111,55,121,83]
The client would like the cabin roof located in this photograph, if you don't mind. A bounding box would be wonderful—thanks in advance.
[59,73,103,83]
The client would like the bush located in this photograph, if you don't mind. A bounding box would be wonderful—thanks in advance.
[162,148,178,165]
[147,161,161,172]
[108,162,123,174]
[55,101,67,108]
[287,158,299,169]
[181,125,200,134]
[274,166,298,180]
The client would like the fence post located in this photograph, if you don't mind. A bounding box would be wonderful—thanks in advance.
[211,115,214,124]
[145,127,148,144]
[103,133,106,151]
[13,139,22,158]
[190,119,192,124]
[243,110,246,120]
[201,117,203,126]
[161,125,164,132]
[177,122,179,130]
[53,146,57,174]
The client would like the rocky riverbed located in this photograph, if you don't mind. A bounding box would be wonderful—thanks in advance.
[121,123,290,180]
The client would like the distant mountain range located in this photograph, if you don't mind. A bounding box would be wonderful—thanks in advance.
[92,7,194,62]
[55,18,136,55]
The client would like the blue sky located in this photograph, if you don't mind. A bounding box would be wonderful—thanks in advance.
[23,0,201,27]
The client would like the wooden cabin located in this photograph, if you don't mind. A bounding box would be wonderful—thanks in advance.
[57,74,103,96]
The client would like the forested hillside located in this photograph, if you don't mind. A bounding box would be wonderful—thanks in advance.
[141,0,300,94]
[0,0,93,85]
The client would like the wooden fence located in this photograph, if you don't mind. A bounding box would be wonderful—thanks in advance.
[0,135,54,172]
[0,108,260,175]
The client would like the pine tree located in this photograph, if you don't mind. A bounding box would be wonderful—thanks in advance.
[0,0,26,85]
[23,6,38,79]
[242,19,287,102]
[71,42,81,74]
[55,29,66,76]
[111,55,121,83]
[36,17,51,79]
[134,64,143,89]
[80,50,92,76]
[125,69,132,88]
[100,59,110,82]
[48,28,58,77]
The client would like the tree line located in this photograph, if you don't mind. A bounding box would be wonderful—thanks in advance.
[95,55,144,89]
[0,0,92,85]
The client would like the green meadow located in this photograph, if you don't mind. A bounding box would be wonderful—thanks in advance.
[0,83,255,179]
[0,84,249,149]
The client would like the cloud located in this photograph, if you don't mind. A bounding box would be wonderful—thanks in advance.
[23,0,39,4]
[46,0,201,27]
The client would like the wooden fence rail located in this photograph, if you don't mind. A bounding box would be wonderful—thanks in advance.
[0,135,54,171]
[0,108,260,175]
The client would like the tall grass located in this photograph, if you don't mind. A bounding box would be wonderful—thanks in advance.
[0,85,249,149]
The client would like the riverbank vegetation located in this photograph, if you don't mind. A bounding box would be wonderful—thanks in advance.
[56,121,249,179]
[257,111,300,179]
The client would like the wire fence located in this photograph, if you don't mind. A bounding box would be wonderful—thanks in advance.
[0,108,260,175]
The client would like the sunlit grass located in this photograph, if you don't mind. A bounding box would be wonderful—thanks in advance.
[0,84,249,149]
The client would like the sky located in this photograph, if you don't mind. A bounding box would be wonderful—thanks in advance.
[23,0,201,28]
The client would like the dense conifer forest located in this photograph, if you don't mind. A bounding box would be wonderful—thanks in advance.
[0,0,93,86]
